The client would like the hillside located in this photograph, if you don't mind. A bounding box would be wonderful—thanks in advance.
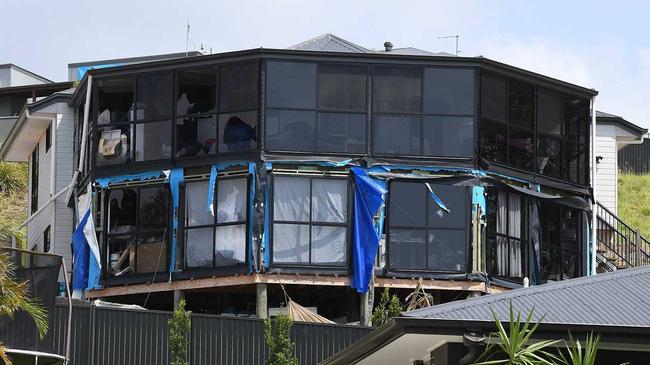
[618,172,650,239]
[0,161,28,248]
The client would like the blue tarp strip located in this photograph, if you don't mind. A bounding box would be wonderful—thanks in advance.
[96,171,163,188]
[472,186,486,214]
[263,159,354,168]
[168,168,184,275]
[248,162,256,273]
[368,164,486,177]
[350,167,387,293]
[72,210,91,290]
[77,63,123,80]
[425,183,450,213]
[207,161,250,214]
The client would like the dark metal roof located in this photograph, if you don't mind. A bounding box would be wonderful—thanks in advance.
[404,265,650,327]
[67,51,203,68]
[0,81,74,97]
[596,110,647,136]
[288,33,370,53]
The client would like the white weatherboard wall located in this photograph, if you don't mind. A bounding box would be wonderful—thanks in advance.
[26,102,76,281]
[595,124,618,214]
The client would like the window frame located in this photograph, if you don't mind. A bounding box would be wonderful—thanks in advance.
[45,124,52,152]
[102,183,171,278]
[269,172,351,269]
[180,174,250,270]
[385,179,471,274]
[371,65,476,159]
[264,60,369,155]
[539,202,583,283]
[30,145,39,214]
[485,189,529,282]
[479,71,590,187]
[43,225,51,253]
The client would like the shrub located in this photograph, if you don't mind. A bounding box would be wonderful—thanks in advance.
[168,299,191,365]
[264,314,299,365]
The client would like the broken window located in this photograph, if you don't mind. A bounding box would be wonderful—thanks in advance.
[106,185,169,276]
[183,178,247,268]
[218,111,258,153]
[95,78,134,124]
[271,175,348,266]
[135,73,173,120]
[540,202,582,282]
[486,190,527,280]
[134,121,172,161]
[265,62,367,154]
[387,181,468,272]
[177,68,217,115]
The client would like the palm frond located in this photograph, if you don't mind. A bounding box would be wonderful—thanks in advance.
[561,332,600,365]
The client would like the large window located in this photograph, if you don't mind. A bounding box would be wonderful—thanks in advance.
[372,66,475,158]
[271,175,348,266]
[486,190,527,280]
[480,72,590,185]
[387,181,468,272]
[183,178,247,268]
[540,202,582,282]
[105,185,169,276]
[265,61,367,154]
[30,146,38,214]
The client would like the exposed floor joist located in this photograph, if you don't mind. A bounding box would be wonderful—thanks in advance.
[84,274,508,299]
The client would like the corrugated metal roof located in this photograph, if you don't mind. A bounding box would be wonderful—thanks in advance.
[288,33,370,53]
[404,265,650,327]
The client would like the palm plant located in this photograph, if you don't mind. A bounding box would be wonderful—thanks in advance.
[561,332,600,365]
[473,302,560,365]
[0,252,49,365]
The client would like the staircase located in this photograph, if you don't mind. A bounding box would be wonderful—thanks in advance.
[596,202,650,272]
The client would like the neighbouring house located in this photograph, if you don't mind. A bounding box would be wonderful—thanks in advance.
[1,33,644,322]
[323,265,650,364]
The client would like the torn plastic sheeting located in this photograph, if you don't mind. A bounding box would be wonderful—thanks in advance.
[350,167,387,293]
[472,186,486,214]
[168,168,184,275]
[248,162,256,273]
[96,171,164,188]
[368,164,486,177]
[425,183,450,213]
[263,158,356,169]
[482,176,591,211]
[207,161,251,214]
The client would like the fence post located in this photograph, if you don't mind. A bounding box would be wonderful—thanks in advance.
[636,229,641,267]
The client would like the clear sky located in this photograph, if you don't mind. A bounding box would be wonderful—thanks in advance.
[1,0,649,127]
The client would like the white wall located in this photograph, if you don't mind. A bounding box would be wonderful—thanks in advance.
[595,124,618,213]
[10,67,47,86]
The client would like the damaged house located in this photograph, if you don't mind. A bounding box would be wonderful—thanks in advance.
[0,34,615,322]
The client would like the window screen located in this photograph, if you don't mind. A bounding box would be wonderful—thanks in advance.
[388,181,468,272]
[184,178,247,268]
[372,115,421,155]
[266,61,317,109]
[373,67,421,113]
[265,110,316,151]
[318,64,366,111]
[316,113,366,154]
[96,78,134,124]
[220,62,258,111]
[136,74,173,120]
[422,116,473,157]
[106,185,169,276]
[177,68,217,115]
[272,175,348,266]
[134,121,172,162]
[540,201,581,282]
[423,68,474,115]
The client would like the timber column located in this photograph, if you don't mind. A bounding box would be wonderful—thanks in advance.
[256,283,268,319]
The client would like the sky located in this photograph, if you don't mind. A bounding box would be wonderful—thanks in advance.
[1,0,649,127]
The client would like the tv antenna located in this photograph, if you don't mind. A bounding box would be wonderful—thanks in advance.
[438,35,460,56]
[185,19,208,56]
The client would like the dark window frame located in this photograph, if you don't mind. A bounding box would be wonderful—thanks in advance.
[486,189,529,282]
[30,145,39,214]
[371,65,476,159]
[385,180,471,274]
[43,225,51,253]
[181,174,250,269]
[269,173,351,268]
[540,202,583,283]
[264,60,369,155]
[45,124,52,152]
[103,183,171,278]
[479,71,590,186]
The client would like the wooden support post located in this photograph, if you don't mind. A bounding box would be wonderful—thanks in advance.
[256,283,268,319]
[360,275,374,326]
[173,290,184,310]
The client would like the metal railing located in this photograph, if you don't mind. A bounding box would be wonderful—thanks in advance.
[596,202,650,269]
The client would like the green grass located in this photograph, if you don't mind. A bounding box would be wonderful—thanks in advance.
[618,171,650,238]
[0,161,28,248]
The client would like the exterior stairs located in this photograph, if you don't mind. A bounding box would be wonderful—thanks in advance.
[596,202,650,273]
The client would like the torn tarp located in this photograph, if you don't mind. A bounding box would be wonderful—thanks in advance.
[168,168,183,275]
[425,183,450,213]
[207,161,251,214]
[95,171,164,188]
[350,167,387,293]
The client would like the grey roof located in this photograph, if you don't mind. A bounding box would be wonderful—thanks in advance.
[288,33,370,53]
[404,265,650,327]
[0,63,53,84]
[596,110,647,136]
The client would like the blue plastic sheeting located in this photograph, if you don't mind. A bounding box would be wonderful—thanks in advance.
[350,167,387,293]
[368,164,486,177]
[207,161,251,214]
[425,183,450,213]
[472,186,486,214]
[77,63,123,80]
[72,210,91,290]
[247,162,256,273]
[168,168,184,275]
[96,171,164,188]
[263,159,355,168]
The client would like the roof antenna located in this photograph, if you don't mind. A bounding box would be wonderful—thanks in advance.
[185,19,190,57]
[438,34,460,56]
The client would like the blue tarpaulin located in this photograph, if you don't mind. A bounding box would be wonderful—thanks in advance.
[77,63,123,80]
[168,168,184,275]
[207,161,251,214]
[96,171,163,188]
[248,163,256,273]
[350,167,387,293]
[425,183,450,213]
[72,211,90,290]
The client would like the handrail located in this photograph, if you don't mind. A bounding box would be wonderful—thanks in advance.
[595,201,650,268]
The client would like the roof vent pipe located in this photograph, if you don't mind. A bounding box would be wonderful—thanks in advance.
[384,41,393,52]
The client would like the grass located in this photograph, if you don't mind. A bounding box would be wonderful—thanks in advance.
[618,171,650,239]
[0,162,28,248]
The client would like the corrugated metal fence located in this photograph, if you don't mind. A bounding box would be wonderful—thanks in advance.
[42,302,371,365]
[619,137,650,174]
